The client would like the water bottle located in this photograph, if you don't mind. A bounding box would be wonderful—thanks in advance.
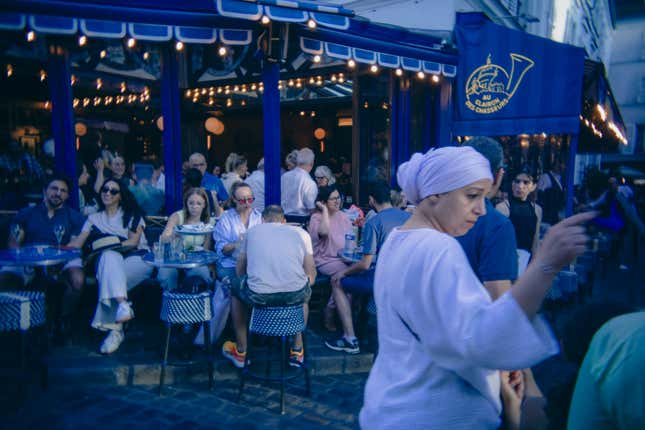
[344,231,356,254]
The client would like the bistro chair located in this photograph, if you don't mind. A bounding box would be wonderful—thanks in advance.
[159,289,214,395]
[237,304,310,414]
[0,291,48,397]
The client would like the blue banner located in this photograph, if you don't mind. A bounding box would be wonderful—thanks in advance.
[453,13,585,136]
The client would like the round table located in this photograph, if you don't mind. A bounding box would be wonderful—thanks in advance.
[142,250,218,270]
[338,249,363,264]
[0,246,81,271]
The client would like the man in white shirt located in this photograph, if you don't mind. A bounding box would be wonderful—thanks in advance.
[245,158,265,211]
[221,205,317,368]
[281,148,318,223]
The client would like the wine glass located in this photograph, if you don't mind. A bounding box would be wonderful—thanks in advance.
[53,224,65,250]
[9,223,21,256]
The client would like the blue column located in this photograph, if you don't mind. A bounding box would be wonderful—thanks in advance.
[435,79,452,147]
[160,47,183,214]
[262,62,281,206]
[47,46,78,210]
[389,77,410,188]
[565,134,578,216]
[422,89,433,151]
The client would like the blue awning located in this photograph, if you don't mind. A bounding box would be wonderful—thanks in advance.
[216,0,351,29]
[0,13,250,45]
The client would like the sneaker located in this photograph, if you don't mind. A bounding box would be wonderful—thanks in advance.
[289,347,304,367]
[222,341,246,368]
[324,337,359,354]
[115,301,134,323]
[100,330,124,354]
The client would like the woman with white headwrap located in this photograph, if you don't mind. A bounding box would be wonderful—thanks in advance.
[359,147,595,429]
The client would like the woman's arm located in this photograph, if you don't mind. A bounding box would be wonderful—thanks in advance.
[210,191,222,217]
[531,204,542,255]
[496,200,510,217]
[160,212,179,240]
[93,159,105,194]
[315,203,330,236]
[68,229,90,249]
[122,225,144,247]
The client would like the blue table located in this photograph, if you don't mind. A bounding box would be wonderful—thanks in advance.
[142,250,218,270]
[0,246,81,268]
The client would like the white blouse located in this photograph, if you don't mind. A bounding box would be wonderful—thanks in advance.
[212,208,262,269]
[360,227,558,430]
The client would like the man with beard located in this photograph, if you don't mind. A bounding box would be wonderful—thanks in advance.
[1,175,86,340]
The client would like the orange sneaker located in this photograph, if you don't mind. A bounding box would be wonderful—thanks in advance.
[222,341,246,368]
[289,347,304,367]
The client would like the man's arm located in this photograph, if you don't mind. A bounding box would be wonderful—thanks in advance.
[303,253,316,286]
[331,254,373,284]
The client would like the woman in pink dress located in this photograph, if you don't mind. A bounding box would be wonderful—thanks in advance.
[308,185,353,334]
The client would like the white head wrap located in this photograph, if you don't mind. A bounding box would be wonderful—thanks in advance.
[397,146,493,204]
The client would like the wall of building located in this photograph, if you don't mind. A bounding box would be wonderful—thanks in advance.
[608,18,645,154]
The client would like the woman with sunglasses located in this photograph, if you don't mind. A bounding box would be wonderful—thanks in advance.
[314,165,336,188]
[157,188,214,290]
[212,182,262,282]
[307,185,353,338]
[70,179,152,354]
[496,167,543,255]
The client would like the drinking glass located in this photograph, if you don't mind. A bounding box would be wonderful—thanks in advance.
[9,223,21,256]
[153,242,164,262]
[53,224,65,250]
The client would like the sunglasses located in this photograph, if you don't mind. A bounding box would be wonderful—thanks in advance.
[101,186,120,195]
[327,196,341,202]
[513,179,532,185]
[235,196,255,204]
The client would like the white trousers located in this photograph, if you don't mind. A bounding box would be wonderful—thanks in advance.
[91,250,153,332]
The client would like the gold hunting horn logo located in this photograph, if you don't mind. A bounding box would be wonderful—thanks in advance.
[465,53,535,114]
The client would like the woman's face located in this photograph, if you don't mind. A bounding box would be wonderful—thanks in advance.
[111,157,126,177]
[325,190,342,213]
[237,162,248,178]
[186,194,206,219]
[424,179,491,237]
[234,186,254,212]
[315,173,329,187]
[100,180,121,207]
[512,173,535,201]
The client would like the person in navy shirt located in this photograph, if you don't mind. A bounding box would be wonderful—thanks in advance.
[189,152,229,202]
[4,175,86,326]
[456,137,518,299]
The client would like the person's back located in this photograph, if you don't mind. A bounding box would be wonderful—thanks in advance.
[568,311,645,430]
[281,167,316,215]
[363,207,410,256]
[246,163,265,211]
[245,222,310,294]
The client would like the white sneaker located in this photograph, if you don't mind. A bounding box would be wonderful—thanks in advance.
[100,330,124,354]
[115,301,134,323]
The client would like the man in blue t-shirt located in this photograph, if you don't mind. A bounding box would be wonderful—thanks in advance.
[325,181,411,354]
[456,137,518,299]
[2,175,86,334]
[188,152,229,202]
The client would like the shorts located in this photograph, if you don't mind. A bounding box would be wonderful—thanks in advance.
[231,276,311,307]
[340,269,375,295]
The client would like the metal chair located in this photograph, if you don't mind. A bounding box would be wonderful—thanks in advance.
[237,304,310,414]
[159,290,213,395]
[0,291,48,393]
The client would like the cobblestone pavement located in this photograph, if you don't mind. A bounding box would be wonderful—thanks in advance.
[3,373,369,430]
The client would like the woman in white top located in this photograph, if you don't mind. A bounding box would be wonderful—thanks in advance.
[157,188,214,290]
[70,179,153,354]
[359,147,595,429]
[213,182,262,281]
[221,153,248,195]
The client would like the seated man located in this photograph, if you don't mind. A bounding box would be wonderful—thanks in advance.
[326,181,410,353]
[222,205,317,368]
[1,175,85,336]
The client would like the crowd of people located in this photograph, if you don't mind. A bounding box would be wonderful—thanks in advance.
[1,133,644,429]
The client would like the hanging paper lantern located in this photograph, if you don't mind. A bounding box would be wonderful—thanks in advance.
[156,116,164,131]
[74,122,87,136]
[314,128,326,140]
[205,117,225,135]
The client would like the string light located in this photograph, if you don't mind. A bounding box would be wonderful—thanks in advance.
[307,19,317,29]
[261,15,271,25]
[71,74,77,85]
[127,37,136,48]
[431,75,440,83]
[370,64,379,73]
[218,46,227,56]
[78,35,88,46]
[120,82,127,93]
[417,71,425,79]
[347,59,356,68]
[39,70,47,82]
[26,31,35,42]
[6,64,12,77]
[175,41,184,51]
[395,68,403,76]
[100,50,107,59]
[313,55,321,63]
[96,78,102,90]
[143,52,150,60]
